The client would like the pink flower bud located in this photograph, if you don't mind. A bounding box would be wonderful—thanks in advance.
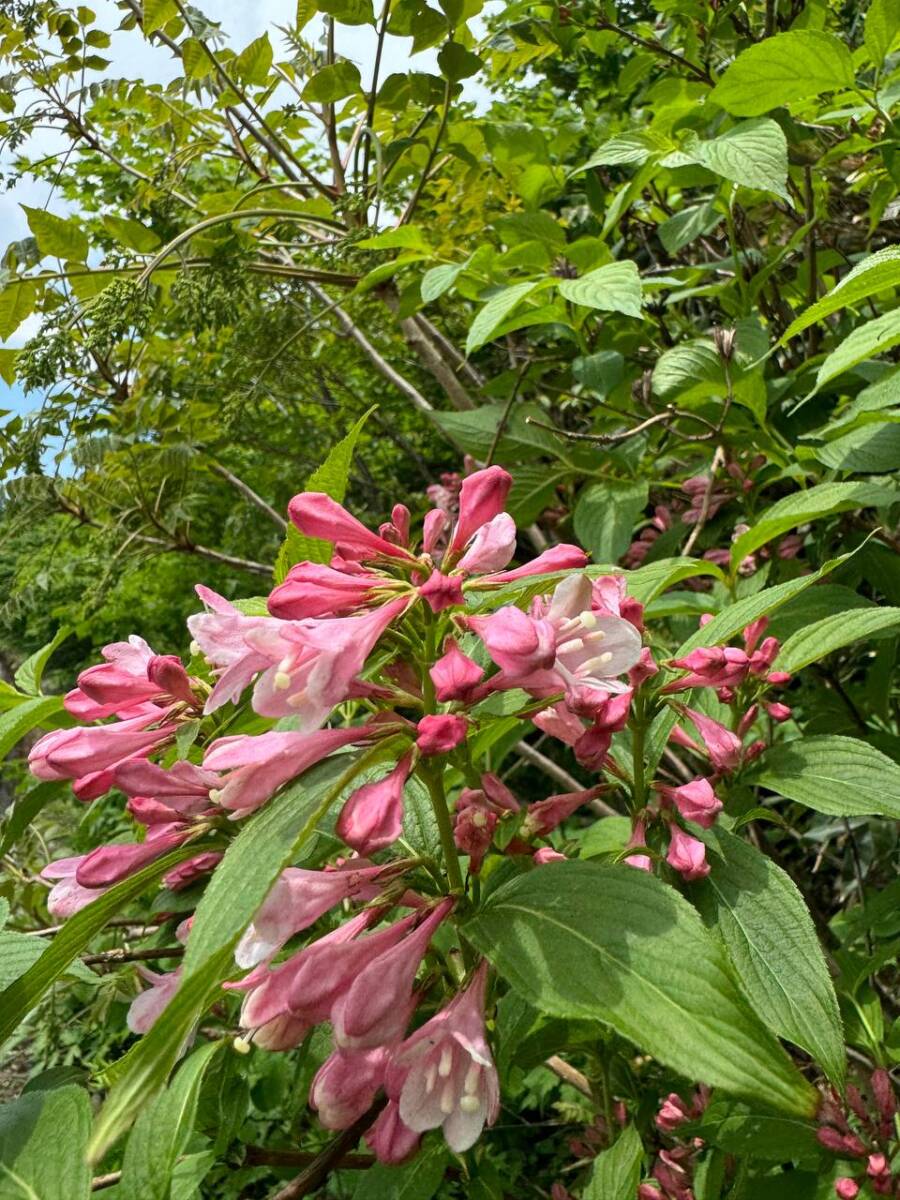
[430,639,484,703]
[267,562,383,619]
[478,544,588,585]
[162,852,222,891]
[481,773,520,813]
[423,508,449,555]
[868,1153,889,1179]
[75,825,191,888]
[454,802,497,873]
[534,847,566,865]
[533,703,585,746]
[574,727,612,771]
[457,512,517,574]
[366,1101,421,1164]
[127,965,182,1034]
[30,715,176,782]
[677,707,743,773]
[310,1046,390,1130]
[416,714,468,756]
[521,787,601,838]
[629,647,659,687]
[766,671,792,685]
[625,818,652,872]
[126,795,177,825]
[449,466,512,554]
[666,826,710,881]
[742,617,769,654]
[834,1180,859,1200]
[419,569,465,612]
[657,779,722,829]
[817,1127,848,1153]
[766,702,792,722]
[288,493,415,562]
[146,655,195,705]
[749,636,780,676]
[336,754,413,854]
[331,899,454,1050]
[656,1093,690,1132]
[468,606,556,678]
[664,646,750,693]
[871,1068,897,1124]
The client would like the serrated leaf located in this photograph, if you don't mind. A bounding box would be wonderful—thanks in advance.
[22,204,88,262]
[302,61,362,102]
[695,829,844,1085]
[465,280,547,355]
[102,214,161,253]
[273,406,376,581]
[465,862,817,1116]
[573,479,648,562]
[865,0,900,66]
[730,481,898,567]
[812,308,900,393]
[557,261,642,318]
[625,557,725,604]
[709,31,854,116]
[658,201,722,254]
[751,735,900,819]
[774,606,900,672]
[814,422,900,472]
[0,1086,91,1200]
[584,1125,643,1200]
[421,262,462,303]
[352,1139,449,1199]
[234,32,273,86]
[782,247,900,343]
[689,119,789,199]
[574,134,654,172]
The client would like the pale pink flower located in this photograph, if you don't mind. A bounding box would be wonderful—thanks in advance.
[203,725,364,817]
[268,561,387,619]
[127,965,182,1034]
[366,1101,421,1164]
[187,585,272,711]
[418,570,465,612]
[676,707,743,773]
[331,900,454,1050]
[310,1046,390,1130]
[533,702,585,746]
[336,755,413,854]
[447,467,512,555]
[666,826,710,881]
[41,856,108,918]
[533,847,566,865]
[115,758,219,818]
[68,635,160,717]
[456,512,517,574]
[624,818,652,872]
[389,961,499,1153]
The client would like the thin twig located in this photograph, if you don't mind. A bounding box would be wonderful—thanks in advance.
[270,1101,387,1199]
[545,1055,592,1099]
[682,444,726,557]
[82,946,185,967]
[514,742,618,818]
[208,462,287,530]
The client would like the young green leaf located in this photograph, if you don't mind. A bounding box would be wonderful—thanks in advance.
[584,1125,643,1199]
[465,280,548,355]
[709,31,854,116]
[0,694,66,760]
[557,261,643,317]
[573,479,649,562]
[465,862,817,1116]
[13,626,71,695]
[22,205,89,262]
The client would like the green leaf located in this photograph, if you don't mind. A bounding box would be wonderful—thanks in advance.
[0,347,17,385]
[142,0,177,34]
[695,829,844,1085]
[102,214,161,253]
[658,201,721,255]
[674,554,849,656]
[751,735,900,819]
[234,33,273,85]
[465,862,817,1116]
[506,465,568,526]
[0,782,62,858]
[432,402,562,463]
[730,481,898,568]
[181,38,210,78]
[359,227,431,252]
[22,205,89,262]
[557,261,643,318]
[117,1041,224,1200]
[318,0,375,23]
[0,843,209,1047]
[574,134,655,172]
[0,1086,91,1200]
[709,31,854,116]
[302,62,362,102]
[183,754,357,975]
[573,479,648,562]
[584,1125,643,1200]
[698,1102,820,1162]
[273,406,376,581]
[775,607,900,672]
[0,695,65,760]
[421,263,462,302]
[625,557,725,604]
[782,246,900,343]
[0,279,37,340]
[813,308,900,393]
[352,1139,450,1200]
[14,626,71,695]
[465,280,546,355]
[865,0,900,66]
[438,41,483,81]
[813,422,900,473]
[687,119,789,199]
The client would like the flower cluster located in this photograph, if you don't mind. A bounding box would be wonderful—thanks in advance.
[817,1070,899,1198]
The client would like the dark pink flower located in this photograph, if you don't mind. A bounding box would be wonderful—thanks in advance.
[419,570,465,612]
[416,714,468,756]
[288,493,416,563]
[448,467,512,555]
[666,826,710,881]
[336,755,413,854]
[430,639,484,703]
[657,779,722,829]
[268,561,386,619]
[366,1101,421,1164]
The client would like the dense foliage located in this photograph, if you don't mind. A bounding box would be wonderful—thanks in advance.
[1,0,900,1197]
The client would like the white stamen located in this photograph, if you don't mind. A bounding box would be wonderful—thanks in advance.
[273,671,291,690]
[287,691,308,709]
[209,788,223,804]
[438,1045,454,1077]
[425,1062,438,1092]
[564,636,585,653]
[464,1061,481,1094]
[583,629,607,646]
[580,653,614,674]
[440,1080,455,1114]
[579,611,598,630]
[278,656,293,673]
[459,1094,481,1114]
[189,640,201,657]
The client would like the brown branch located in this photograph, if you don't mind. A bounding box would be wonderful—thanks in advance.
[208,462,287,530]
[594,18,714,84]
[398,316,474,411]
[82,946,185,967]
[269,1101,386,1199]
[91,1171,121,1192]
[514,742,618,818]
[545,1055,593,1098]
[682,444,726,557]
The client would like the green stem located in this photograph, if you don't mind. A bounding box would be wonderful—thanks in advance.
[422,766,465,896]
[631,695,647,813]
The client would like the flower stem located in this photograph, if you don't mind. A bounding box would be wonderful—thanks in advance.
[422,765,465,896]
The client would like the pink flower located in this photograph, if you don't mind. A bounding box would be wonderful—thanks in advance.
[115,758,219,818]
[127,965,182,1034]
[416,714,468,756]
[430,639,484,703]
[331,900,454,1050]
[521,786,601,838]
[389,961,499,1152]
[366,1101,421,1164]
[456,513,517,574]
[591,575,645,632]
[186,585,271,711]
[663,646,750,692]
[29,713,176,782]
[835,1181,860,1200]
[666,826,710,881]
[534,847,566,865]
[676,707,743,773]
[472,544,588,586]
[69,636,161,717]
[236,860,398,967]
[336,754,413,854]
[629,647,659,688]
[75,823,192,888]
[657,779,722,829]
[453,798,497,873]
[481,773,520,813]
[203,725,365,816]
[418,570,465,612]
[469,605,556,677]
[310,1046,391,1130]
[624,818,652,872]
[749,637,780,676]
[288,493,416,563]
[162,852,222,891]
[41,856,108,918]
[146,655,195,705]
[656,1093,691,1132]
[268,562,386,619]
[766,701,792,722]
[533,703,585,746]
[448,467,512,556]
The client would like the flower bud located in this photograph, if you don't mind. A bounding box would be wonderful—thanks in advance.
[416,714,468,756]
